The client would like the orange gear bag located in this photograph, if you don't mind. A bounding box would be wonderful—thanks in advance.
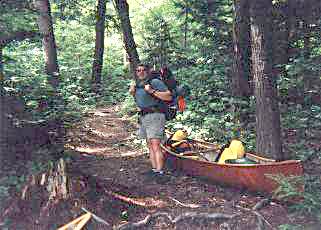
[177,96,186,112]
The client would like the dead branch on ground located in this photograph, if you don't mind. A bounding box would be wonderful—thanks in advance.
[81,207,110,226]
[106,191,168,208]
[169,197,202,208]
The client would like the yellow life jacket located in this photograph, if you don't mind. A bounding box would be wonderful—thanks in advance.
[171,130,187,141]
[218,148,237,164]
[218,140,245,164]
[170,130,188,147]
[229,140,245,158]
[169,130,191,153]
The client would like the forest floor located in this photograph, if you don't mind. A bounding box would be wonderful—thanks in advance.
[1,106,320,230]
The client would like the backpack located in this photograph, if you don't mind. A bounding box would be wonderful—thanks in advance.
[154,69,187,120]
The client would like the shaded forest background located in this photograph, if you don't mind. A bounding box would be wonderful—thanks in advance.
[1,0,321,228]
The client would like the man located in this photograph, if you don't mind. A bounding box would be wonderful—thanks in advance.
[129,64,172,183]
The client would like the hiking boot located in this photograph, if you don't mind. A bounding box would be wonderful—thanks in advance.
[141,170,158,183]
[141,170,156,177]
[155,173,170,184]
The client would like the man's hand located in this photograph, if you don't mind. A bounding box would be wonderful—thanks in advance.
[129,82,136,96]
[145,84,172,101]
[144,84,154,94]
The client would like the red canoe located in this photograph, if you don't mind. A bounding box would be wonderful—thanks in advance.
[161,139,303,194]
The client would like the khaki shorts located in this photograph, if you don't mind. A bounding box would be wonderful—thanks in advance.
[138,112,165,140]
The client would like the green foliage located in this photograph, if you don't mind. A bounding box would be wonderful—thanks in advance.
[278,224,302,230]
[281,104,321,160]
[119,94,137,116]
[3,2,126,122]
[101,73,130,105]
[163,65,256,149]
[269,174,304,200]
[289,175,321,216]
[0,3,37,35]
[279,56,321,95]
[134,3,180,67]
[269,174,321,222]
[0,170,26,208]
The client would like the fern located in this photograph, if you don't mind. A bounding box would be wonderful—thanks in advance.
[268,174,321,220]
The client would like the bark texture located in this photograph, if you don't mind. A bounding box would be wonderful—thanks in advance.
[34,0,60,89]
[250,0,283,160]
[232,0,251,97]
[92,0,107,94]
[114,0,140,72]
[0,48,3,87]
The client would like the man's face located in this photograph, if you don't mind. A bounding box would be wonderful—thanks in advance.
[136,66,149,80]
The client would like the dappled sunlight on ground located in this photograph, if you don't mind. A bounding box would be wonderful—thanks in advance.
[65,106,142,158]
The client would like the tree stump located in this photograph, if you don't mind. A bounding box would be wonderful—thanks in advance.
[46,158,69,200]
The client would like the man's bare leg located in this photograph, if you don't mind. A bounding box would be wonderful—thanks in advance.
[149,138,164,171]
[147,139,157,169]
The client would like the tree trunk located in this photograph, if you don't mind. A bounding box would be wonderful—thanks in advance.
[232,0,251,97]
[59,1,66,20]
[0,48,3,90]
[0,49,8,169]
[250,0,283,160]
[303,1,311,59]
[92,0,107,94]
[302,1,313,93]
[34,0,64,154]
[34,0,60,89]
[280,1,291,67]
[0,61,5,169]
[114,0,140,72]
[184,0,188,49]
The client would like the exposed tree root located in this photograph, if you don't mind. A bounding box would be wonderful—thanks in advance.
[172,212,236,224]
[236,198,274,230]
[105,192,201,209]
[106,191,168,208]
[116,211,236,230]
[253,198,271,211]
[169,196,202,208]
[116,212,172,230]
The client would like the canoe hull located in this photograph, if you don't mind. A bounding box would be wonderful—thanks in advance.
[162,147,303,194]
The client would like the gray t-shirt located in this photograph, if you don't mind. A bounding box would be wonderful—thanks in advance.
[135,78,168,109]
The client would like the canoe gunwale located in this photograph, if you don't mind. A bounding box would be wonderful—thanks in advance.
[161,144,302,167]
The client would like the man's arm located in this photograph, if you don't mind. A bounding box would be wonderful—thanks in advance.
[144,84,172,101]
